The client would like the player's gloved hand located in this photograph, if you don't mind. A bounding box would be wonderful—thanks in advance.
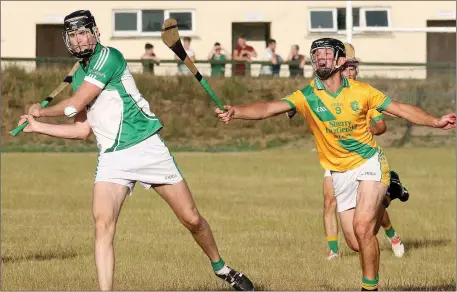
[435,113,456,130]
[17,114,38,133]
[216,105,234,124]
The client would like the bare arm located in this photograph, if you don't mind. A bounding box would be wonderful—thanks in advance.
[384,100,439,127]
[19,111,91,140]
[299,57,306,69]
[217,101,292,122]
[381,110,398,118]
[384,100,456,129]
[207,50,215,60]
[233,49,242,61]
[31,81,101,118]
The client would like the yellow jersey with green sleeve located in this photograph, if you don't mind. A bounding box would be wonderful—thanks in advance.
[282,77,391,172]
[367,109,383,126]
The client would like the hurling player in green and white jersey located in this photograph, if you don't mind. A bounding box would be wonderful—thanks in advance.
[19,10,253,292]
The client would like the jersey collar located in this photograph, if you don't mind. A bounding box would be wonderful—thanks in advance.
[314,76,350,90]
[79,43,103,70]
[313,76,350,98]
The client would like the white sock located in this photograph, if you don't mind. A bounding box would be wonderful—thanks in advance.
[215,264,231,275]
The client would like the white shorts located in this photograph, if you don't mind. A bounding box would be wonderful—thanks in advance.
[325,151,390,213]
[95,133,184,195]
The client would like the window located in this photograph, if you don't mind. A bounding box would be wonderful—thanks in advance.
[113,9,195,36]
[142,10,164,32]
[308,7,391,33]
[308,8,337,32]
[362,8,391,28]
[114,12,137,31]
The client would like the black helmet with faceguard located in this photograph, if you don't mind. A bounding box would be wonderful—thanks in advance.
[62,10,100,59]
[310,38,346,80]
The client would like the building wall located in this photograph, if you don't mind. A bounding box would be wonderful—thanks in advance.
[1,1,455,78]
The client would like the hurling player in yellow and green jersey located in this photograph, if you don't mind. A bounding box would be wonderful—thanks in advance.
[215,38,456,291]
[322,47,408,264]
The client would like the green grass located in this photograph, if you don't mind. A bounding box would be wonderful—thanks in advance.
[1,148,455,290]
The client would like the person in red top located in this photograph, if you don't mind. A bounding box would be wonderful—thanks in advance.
[232,34,257,76]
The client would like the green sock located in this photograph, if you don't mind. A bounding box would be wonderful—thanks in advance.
[211,258,225,272]
[362,275,379,291]
[327,236,339,253]
[385,225,396,239]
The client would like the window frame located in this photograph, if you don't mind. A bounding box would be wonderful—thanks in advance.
[112,9,196,37]
[360,7,392,29]
[308,8,338,33]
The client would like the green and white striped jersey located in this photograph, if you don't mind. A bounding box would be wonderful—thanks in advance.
[72,43,163,153]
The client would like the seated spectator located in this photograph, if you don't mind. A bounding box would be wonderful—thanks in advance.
[208,42,230,77]
[141,43,160,74]
[287,45,305,78]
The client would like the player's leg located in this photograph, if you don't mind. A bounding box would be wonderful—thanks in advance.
[153,181,220,261]
[136,134,253,291]
[380,210,405,257]
[92,182,130,291]
[354,180,387,291]
[354,149,392,291]
[153,181,254,291]
[323,171,339,259]
[338,208,359,252]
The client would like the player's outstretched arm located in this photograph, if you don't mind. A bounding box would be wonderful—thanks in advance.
[216,101,292,123]
[17,111,91,140]
[383,100,456,130]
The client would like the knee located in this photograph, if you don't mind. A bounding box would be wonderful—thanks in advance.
[180,208,204,233]
[353,220,374,242]
[94,214,116,238]
[324,195,337,213]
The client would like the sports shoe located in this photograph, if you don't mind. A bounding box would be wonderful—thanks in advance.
[400,184,410,202]
[215,266,254,291]
[327,250,339,260]
[386,171,409,203]
[387,233,405,258]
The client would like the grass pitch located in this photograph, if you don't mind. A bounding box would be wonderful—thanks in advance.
[1,148,455,290]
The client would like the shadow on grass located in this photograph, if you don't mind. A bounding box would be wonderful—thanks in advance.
[2,249,78,263]
[184,283,269,291]
[380,238,452,252]
[342,238,452,258]
[386,282,456,291]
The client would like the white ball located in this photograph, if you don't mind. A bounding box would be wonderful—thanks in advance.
[64,106,78,118]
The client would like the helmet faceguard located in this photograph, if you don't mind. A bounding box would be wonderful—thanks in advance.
[310,38,346,80]
[62,10,100,59]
